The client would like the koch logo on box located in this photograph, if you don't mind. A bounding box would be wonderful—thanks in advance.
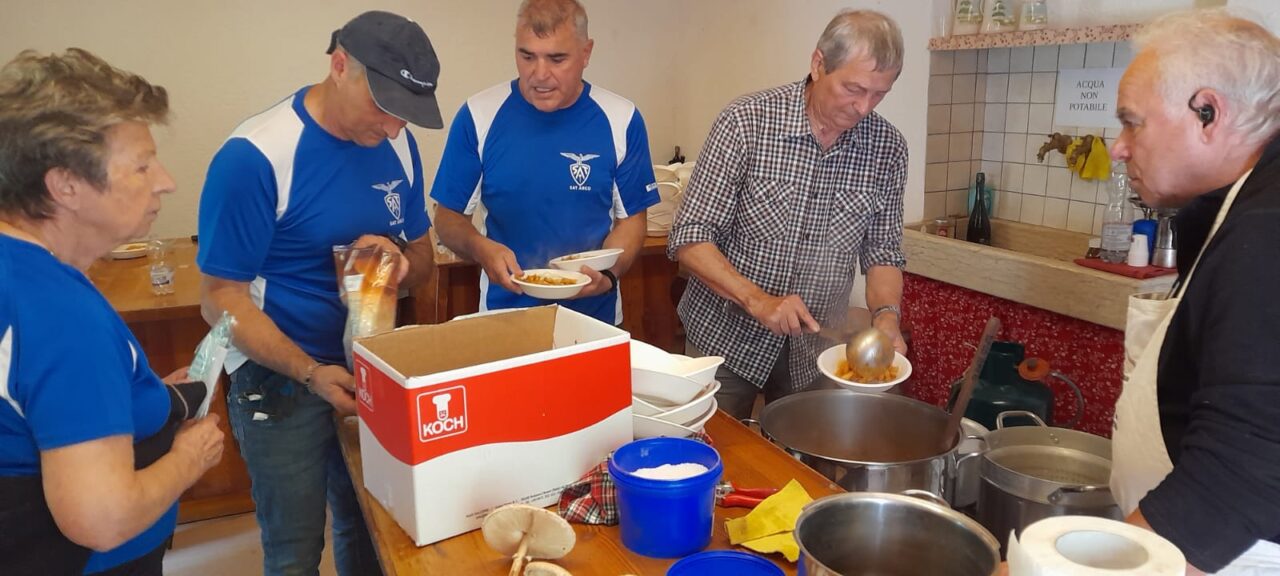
[417,386,467,443]
[357,365,375,411]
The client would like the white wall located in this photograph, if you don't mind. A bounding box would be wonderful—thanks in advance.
[0,0,683,238]
[671,0,933,225]
[0,0,1260,238]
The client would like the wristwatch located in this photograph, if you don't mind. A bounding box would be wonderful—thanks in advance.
[872,304,901,322]
[381,233,408,252]
[600,269,619,293]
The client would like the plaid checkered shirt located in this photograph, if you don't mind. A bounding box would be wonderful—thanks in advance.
[668,79,908,391]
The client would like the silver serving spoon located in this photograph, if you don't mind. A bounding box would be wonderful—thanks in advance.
[846,327,894,373]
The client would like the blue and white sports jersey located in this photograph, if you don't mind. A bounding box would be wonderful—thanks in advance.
[198,86,430,371]
[0,236,174,572]
[431,80,659,324]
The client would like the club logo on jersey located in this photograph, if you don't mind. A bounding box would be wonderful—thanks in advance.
[373,180,404,225]
[560,152,600,190]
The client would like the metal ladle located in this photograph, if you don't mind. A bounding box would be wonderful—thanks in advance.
[845,327,894,373]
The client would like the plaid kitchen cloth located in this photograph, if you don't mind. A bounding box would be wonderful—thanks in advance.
[557,431,713,525]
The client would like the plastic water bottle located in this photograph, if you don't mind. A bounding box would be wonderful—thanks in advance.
[148,239,175,295]
[1100,166,1133,263]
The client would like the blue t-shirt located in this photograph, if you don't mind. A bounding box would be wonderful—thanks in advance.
[0,236,174,572]
[198,86,431,371]
[430,80,659,324]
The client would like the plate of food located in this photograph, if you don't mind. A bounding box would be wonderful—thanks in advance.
[110,242,150,260]
[512,269,590,299]
[549,248,623,272]
[817,344,911,393]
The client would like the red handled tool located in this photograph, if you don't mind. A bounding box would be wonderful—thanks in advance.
[715,481,779,509]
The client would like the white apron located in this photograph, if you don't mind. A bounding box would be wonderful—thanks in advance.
[1112,170,1280,574]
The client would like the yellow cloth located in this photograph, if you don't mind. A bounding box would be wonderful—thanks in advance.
[739,532,800,562]
[1080,136,1112,180]
[724,479,812,544]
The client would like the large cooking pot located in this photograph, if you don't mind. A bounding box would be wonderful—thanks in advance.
[976,411,1123,557]
[795,491,1001,576]
[757,390,959,500]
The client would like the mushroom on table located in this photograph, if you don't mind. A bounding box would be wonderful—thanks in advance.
[481,504,576,576]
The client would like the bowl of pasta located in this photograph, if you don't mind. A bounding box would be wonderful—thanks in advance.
[817,344,911,393]
[512,269,590,299]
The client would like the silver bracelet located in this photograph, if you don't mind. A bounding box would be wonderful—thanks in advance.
[871,304,901,322]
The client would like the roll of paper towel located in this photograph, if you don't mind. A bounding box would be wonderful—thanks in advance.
[1008,516,1186,575]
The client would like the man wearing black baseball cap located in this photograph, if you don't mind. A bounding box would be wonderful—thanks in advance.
[197,10,441,576]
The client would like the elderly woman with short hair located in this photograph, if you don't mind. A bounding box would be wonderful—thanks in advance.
[0,49,224,575]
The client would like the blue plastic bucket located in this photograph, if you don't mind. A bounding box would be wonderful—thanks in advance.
[668,550,784,576]
[608,437,723,558]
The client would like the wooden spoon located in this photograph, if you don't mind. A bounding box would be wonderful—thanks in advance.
[944,316,1002,452]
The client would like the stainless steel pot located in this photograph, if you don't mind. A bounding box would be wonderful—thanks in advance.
[795,491,1001,576]
[976,411,1123,557]
[756,390,959,500]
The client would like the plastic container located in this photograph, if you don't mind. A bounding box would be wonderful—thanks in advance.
[1127,234,1150,267]
[668,550,784,576]
[608,437,723,558]
[1100,167,1134,263]
[1132,218,1157,256]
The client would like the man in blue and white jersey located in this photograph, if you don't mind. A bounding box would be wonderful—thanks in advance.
[431,0,659,326]
[196,11,441,576]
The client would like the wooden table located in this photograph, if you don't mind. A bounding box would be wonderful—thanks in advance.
[412,232,686,352]
[337,412,841,576]
[87,238,255,523]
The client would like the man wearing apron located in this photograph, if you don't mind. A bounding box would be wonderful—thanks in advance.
[1110,9,1280,575]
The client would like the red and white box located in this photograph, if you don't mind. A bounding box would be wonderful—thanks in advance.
[353,305,632,546]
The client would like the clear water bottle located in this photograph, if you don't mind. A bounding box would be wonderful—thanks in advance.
[148,239,175,295]
[1100,166,1133,263]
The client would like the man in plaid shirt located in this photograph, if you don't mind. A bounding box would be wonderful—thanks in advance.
[668,9,909,419]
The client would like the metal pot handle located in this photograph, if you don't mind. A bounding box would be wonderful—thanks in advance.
[995,410,1047,430]
[1047,484,1113,505]
[1048,370,1087,430]
[740,418,771,441]
[901,489,951,509]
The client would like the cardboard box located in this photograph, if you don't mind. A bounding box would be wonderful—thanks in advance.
[353,305,632,546]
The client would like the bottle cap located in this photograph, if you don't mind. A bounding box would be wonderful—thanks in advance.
[1127,234,1150,267]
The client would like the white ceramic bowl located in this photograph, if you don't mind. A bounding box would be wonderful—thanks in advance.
[631,395,666,417]
[633,413,699,439]
[654,380,721,426]
[670,356,723,387]
[632,398,717,439]
[631,367,704,406]
[110,242,149,260]
[512,269,590,300]
[630,339,675,371]
[816,344,912,393]
[549,248,624,272]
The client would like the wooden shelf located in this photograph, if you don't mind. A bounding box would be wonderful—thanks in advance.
[929,23,1142,51]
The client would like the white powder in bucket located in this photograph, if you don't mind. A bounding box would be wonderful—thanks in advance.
[632,462,709,480]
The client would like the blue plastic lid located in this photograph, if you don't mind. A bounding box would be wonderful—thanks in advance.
[667,550,784,576]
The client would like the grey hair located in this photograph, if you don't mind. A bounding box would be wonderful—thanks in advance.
[1135,8,1280,146]
[334,43,366,76]
[816,9,904,75]
[517,0,589,42]
[0,48,168,221]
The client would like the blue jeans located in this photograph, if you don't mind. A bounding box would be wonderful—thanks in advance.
[228,361,381,576]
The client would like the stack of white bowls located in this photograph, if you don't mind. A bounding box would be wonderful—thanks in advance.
[629,340,723,439]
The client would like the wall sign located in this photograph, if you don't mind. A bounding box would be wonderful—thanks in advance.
[1054,67,1126,128]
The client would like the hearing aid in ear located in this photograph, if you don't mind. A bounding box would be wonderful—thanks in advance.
[1187,95,1215,126]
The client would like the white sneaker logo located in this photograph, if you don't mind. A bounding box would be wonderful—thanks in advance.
[560,152,600,188]
[400,69,434,89]
[373,180,404,224]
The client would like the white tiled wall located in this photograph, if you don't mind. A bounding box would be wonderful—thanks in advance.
[925,41,1133,234]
